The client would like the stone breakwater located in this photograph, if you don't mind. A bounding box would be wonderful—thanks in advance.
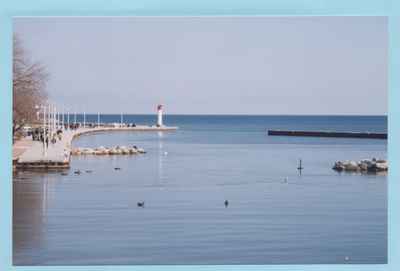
[332,158,388,173]
[72,146,146,155]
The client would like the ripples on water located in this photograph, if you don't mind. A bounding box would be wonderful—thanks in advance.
[13,115,387,265]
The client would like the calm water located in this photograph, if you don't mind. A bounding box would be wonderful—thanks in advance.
[13,115,387,265]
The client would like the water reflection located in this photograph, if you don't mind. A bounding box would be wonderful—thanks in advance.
[158,132,164,185]
[13,171,56,265]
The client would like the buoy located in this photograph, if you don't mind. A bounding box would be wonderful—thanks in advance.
[297,159,303,170]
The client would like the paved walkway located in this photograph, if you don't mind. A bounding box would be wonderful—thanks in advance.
[18,131,73,163]
[12,138,34,162]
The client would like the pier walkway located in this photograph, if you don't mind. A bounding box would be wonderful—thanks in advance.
[13,138,34,163]
[267,130,387,139]
[15,125,178,169]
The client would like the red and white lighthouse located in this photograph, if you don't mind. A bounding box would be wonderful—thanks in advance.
[157,104,163,127]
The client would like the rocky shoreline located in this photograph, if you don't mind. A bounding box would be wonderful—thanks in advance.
[332,158,388,173]
[71,146,146,155]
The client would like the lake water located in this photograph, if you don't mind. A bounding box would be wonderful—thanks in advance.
[13,115,387,265]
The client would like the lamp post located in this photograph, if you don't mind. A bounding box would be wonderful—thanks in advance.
[36,104,47,157]
[50,105,53,132]
[46,104,50,144]
[43,105,47,156]
[52,105,56,133]
[61,106,64,131]
[67,110,70,130]
[47,104,51,142]
[56,107,59,130]
[55,105,57,131]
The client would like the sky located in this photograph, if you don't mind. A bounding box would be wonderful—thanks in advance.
[14,16,387,115]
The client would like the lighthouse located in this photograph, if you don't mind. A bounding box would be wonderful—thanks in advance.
[157,104,163,127]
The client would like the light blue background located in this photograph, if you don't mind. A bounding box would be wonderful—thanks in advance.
[0,1,398,271]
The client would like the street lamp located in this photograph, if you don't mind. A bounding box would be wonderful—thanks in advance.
[56,105,58,130]
[61,106,64,131]
[35,105,40,121]
[67,109,70,130]
[53,105,57,132]
[35,104,47,157]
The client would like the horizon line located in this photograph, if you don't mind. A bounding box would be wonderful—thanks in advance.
[70,113,388,117]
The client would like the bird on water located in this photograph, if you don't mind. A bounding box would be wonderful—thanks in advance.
[137,201,145,207]
[224,200,229,207]
[283,177,288,183]
[114,167,121,170]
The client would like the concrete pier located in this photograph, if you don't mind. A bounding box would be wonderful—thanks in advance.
[268,130,387,139]
[15,125,178,169]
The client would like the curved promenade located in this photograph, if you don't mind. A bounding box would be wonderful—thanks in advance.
[15,125,178,169]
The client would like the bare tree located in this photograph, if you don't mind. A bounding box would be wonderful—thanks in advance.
[13,34,48,135]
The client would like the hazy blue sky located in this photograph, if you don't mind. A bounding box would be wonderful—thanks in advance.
[14,16,387,115]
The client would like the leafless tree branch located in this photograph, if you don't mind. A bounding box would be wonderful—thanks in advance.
[13,34,48,135]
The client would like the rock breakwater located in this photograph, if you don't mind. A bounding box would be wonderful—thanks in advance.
[71,146,146,155]
[332,158,388,173]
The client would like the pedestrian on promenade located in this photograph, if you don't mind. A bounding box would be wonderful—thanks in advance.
[63,149,69,160]
[51,134,56,144]
[57,129,62,141]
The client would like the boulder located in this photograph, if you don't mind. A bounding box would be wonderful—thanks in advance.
[120,146,130,154]
[71,148,80,155]
[368,162,388,172]
[333,161,345,171]
[95,146,108,155]
[129,148,138,154]
[80,148,92,155]
[344,161,359,171]
[358,162,369,171]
